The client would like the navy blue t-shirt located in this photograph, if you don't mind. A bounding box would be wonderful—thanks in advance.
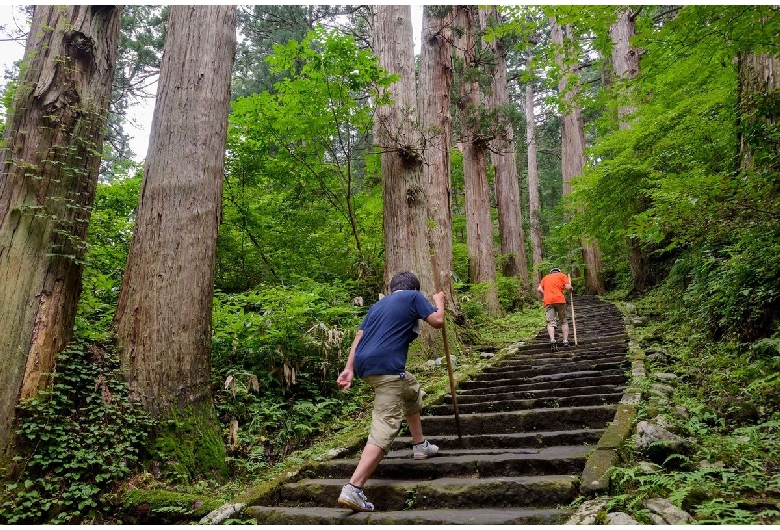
[353,290,437,378]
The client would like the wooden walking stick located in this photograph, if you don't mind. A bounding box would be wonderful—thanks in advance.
[570,290,578,346]
[430,254,462,440]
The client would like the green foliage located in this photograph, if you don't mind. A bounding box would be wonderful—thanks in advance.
[607,283,780,524]
[211,278,367,466]
[667,226,780,342]
[75,168,142,340]
[0,338,155,524]
[218,27,394,291]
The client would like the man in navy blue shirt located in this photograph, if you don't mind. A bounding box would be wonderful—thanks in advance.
[336,271,445,512]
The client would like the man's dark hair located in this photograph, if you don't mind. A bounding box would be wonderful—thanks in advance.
[390,271,420,292]
[550,268,561,274]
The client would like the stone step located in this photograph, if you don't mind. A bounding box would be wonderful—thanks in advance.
[420,405,617,436]
[393,428,605,451]
[510,338,627,355]
[427,391,624,415]
[491,348,628,368]
[455,372,628,395]
[466,359,628,382]
[304,445,593,481]
[445,384,627,405]
[244,505,572,525]
[277,474,579,511]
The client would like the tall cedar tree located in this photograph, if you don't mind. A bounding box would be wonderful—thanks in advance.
[454,5,501,315]
[0,6,122,467]
[480,6,529,289]
[419,6,457,308]
[112,6,236,476]
[372,7,436,296]
[609,7,651,292]
[550,16,604,294]
[526,77,544,286]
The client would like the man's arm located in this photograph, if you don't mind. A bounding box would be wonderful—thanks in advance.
[336,329,363,391]
[424,291,446,329]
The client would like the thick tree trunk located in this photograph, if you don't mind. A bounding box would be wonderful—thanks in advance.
[525,80,543,287]
[737,51,780,173]
[0,5,122,466]
[551,17,605,295]
[611,7,649,293]
[373,6,438,345]
[112,5,236,445]
[419,6,457,309]
[610,7,639,126]
[480,6,529,290]
[454,5,501,316]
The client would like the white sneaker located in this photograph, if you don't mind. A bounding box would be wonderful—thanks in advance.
[337,483,374,512]
[413,439,439,460]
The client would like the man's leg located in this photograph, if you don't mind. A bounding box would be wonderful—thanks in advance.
[545,305,557,342]
[562,323,569,344]
[348,443,385,488]
[405,411,424,445]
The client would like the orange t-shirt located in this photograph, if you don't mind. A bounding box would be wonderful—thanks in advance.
[538,272,570,306]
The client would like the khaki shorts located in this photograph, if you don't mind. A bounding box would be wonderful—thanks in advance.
[362,372,423,453]
[545,303,568,327]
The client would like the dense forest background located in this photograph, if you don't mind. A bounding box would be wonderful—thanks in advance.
[0,4,778,524]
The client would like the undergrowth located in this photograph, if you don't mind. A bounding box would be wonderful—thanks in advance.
[606,286,780,524]
[0,338,155,524]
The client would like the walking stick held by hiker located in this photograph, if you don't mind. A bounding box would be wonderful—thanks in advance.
[570,290,578,346]
[430,254,462,440]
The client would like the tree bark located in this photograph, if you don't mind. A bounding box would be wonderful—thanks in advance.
[0,5,122,465]
[737,50,780,173]
[454,5,501,316]
[550,17,604,295]
[610,7,650,292]
[419,6,458,309]
[525,79,543,287]
[373,6,435,299]
[112,6,236,429]
[480,6,529,290]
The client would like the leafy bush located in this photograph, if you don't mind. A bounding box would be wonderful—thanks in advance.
[0,339,155,524]
[211,278,367,465]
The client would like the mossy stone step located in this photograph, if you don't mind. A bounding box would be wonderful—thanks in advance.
[427,391,624,415]
[277,474,579,510]
[456,372,628,395]
[244,505,572,525]
[393,428,604,451]
[303,445,593,481]
[420,404,617,436]
[448,384,627,405]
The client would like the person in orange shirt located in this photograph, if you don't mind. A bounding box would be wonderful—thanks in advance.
[536,268,573,350]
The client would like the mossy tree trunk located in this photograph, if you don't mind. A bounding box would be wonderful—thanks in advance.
[480,6,529,291]
[373,5,441,347]
[737,50,780,173]
[610,7,652,293]
[419,6,457,310]
[550,17,605,295]
[0,5,122,469]
[454,5,501,316]
[526,78,543,287]
[111,5,237,480]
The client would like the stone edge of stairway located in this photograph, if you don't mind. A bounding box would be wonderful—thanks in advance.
[577,300,645,498]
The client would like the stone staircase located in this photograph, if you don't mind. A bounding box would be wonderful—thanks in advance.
[243,295,629,524]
